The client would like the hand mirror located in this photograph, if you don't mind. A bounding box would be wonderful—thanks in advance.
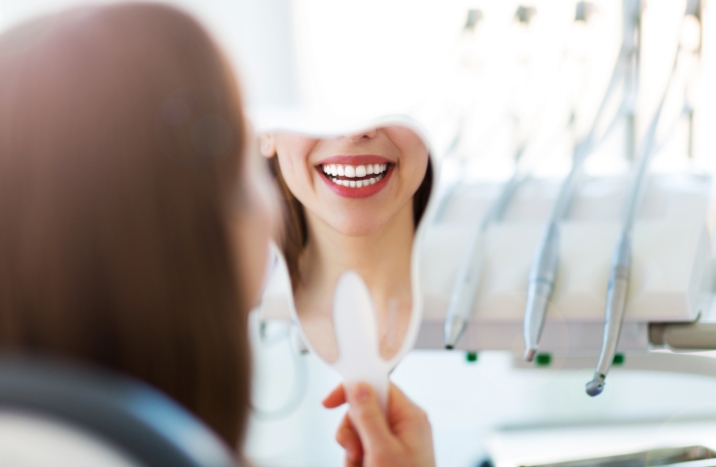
[258,116,435,409]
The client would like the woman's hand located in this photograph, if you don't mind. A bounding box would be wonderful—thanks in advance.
[323,382,436,467]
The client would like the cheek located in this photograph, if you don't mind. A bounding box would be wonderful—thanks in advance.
[404,152,430,195]
[276,149,315,200]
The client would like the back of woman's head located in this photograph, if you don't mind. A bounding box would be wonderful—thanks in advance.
[0,4,250,447]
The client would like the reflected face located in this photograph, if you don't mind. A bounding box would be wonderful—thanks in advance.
[264,126,429,236]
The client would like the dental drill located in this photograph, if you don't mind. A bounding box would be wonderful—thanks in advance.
[523,0,640,361]
[444,157,526,349]
[586,6,695,396]
[444,3,605,350]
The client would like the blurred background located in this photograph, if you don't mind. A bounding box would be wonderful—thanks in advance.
[4,1,716,466]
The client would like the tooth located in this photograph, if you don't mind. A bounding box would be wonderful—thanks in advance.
[356,165,366,177]
[349,180,356,188]
[345,165,355,178]
[369,177,376,185]
[337,165,345,176]
[356,180,364,188]
[373,164,380,174]
[326,165,333,176]
[381,163,387,172]
[366,165,374,175]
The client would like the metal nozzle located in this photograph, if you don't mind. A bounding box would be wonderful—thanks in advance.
[444,316,467,350]
[524,347,537,362]
[587,234,631,397]
[523,221,560,361]
[586,374,605,396]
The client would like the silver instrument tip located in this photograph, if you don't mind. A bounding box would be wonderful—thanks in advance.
[444,317,466,350]
[524,347,537,362]
[586,374,605,397]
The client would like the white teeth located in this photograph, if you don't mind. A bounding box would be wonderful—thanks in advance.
[324,164,388,189]
[322,163,389,176]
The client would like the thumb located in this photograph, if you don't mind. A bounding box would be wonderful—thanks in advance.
[346,383,394,454]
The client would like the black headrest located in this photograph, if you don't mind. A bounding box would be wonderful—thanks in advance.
[0,357,238,467]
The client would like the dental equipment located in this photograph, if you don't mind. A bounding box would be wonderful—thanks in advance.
[445,4,601,350]
[444,155,526,349]
[522,3,639,361]
[586,7,694,396]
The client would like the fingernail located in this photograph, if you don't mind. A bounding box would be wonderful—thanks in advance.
[351,383,370,402]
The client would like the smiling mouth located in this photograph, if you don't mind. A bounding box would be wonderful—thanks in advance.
[319,163,391,188]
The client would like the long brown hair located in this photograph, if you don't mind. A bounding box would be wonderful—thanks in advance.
[0,4,250,448]
[270,155,433,287]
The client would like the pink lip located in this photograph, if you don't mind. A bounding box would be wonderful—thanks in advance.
[317,154,392,166]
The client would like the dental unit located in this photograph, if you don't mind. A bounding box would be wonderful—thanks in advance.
[443,155,526,350]
[522,2,640,361]
[586,5,695,397]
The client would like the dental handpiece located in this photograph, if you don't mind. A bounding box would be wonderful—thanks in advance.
[523,144,591,361]
[444,174,523,349]
[523,220,560,361]
[444,233,486,349]
[586,22,683,393]
[586,232,631,396]
[521,28,636,361]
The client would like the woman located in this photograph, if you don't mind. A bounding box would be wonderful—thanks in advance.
[260,127,432,361]
[0,3,434,466]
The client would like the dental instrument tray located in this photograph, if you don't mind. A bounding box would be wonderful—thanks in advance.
[521,445,716,467]
[416,171,715,355]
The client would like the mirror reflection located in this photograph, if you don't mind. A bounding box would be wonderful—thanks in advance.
[260,125,432,362]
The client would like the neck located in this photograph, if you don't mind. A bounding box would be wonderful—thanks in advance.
[298,203,414,315]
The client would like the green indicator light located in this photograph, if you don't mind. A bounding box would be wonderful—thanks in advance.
[535,353,552,366]
[466,352,478,363]
[613,353,625,365]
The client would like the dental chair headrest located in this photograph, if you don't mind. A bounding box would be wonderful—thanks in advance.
[0,357,238,467]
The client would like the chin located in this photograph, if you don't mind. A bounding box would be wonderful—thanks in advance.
[327,213,391,238]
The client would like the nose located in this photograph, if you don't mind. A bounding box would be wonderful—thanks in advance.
[344,128,378,143]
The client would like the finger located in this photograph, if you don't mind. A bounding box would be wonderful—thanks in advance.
[335,414,363,461]
[322,384,346,408]
[386,383,431,439]
[346,383,394,454]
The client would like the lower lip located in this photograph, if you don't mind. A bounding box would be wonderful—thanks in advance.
[318,166,394,199]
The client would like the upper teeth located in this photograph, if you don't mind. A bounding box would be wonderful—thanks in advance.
[321,164,388,178]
